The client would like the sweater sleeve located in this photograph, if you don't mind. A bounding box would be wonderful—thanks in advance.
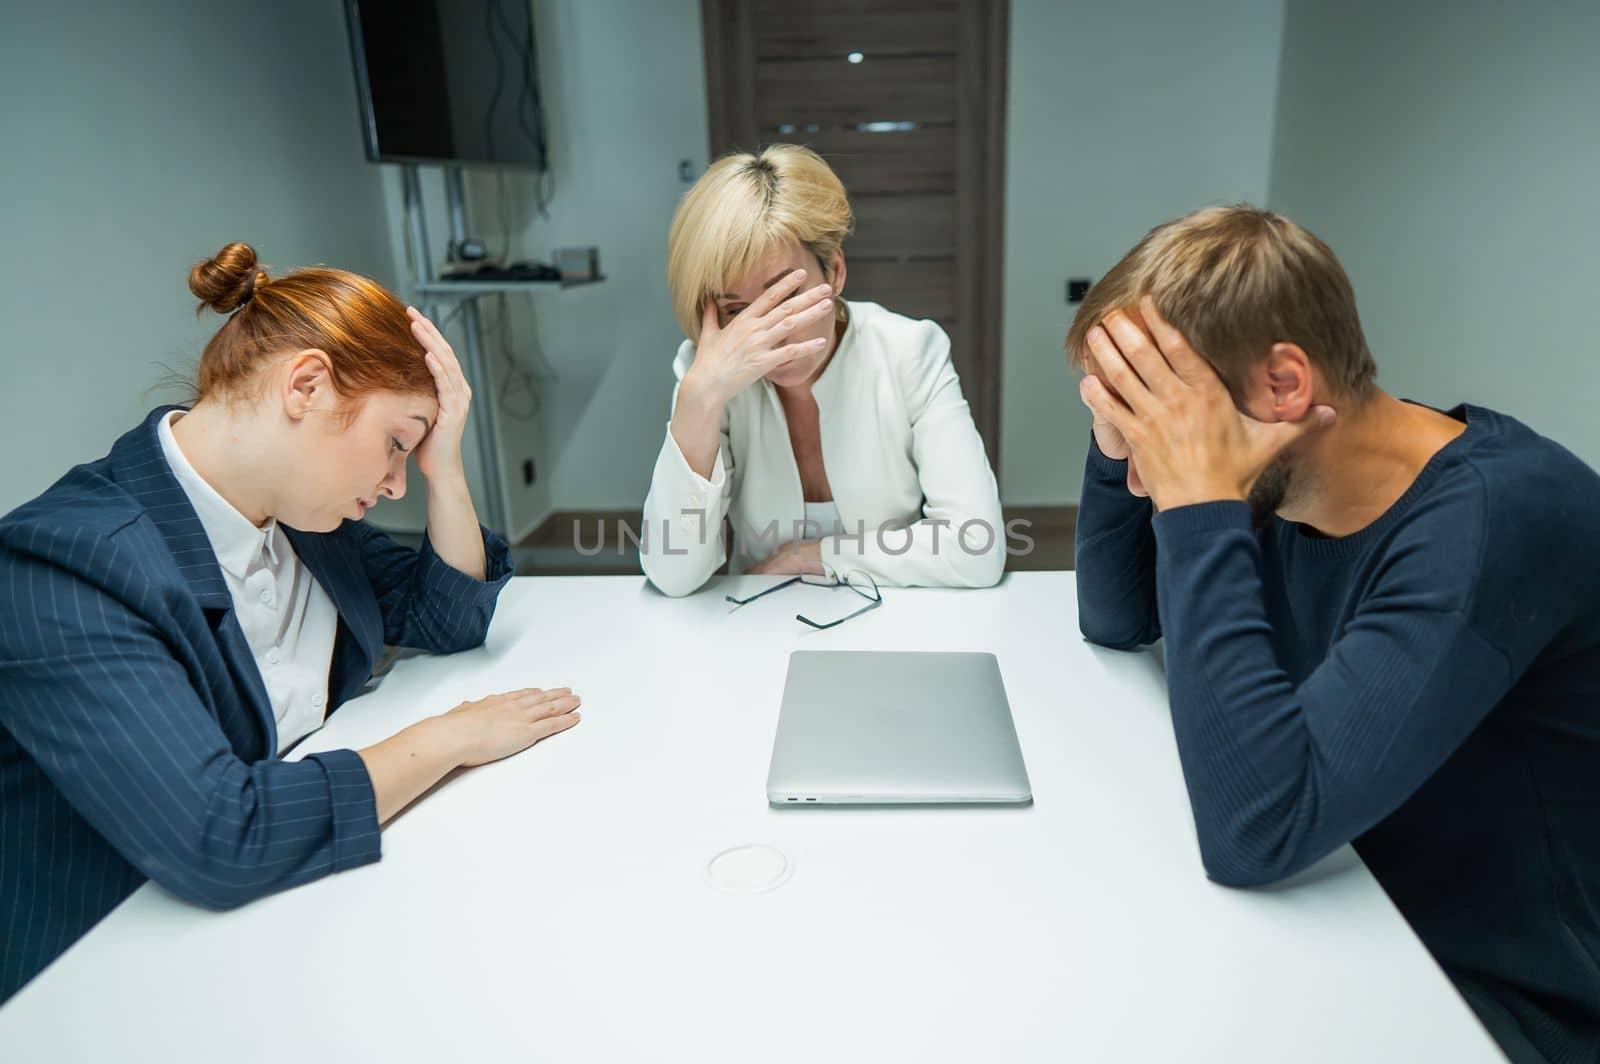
[817,321,1005,588]
[1151,496,1515,888]
[1073,434,1161,649]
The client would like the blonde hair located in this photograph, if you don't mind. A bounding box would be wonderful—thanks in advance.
[667,144,854,340]
[1065,205,1377,401]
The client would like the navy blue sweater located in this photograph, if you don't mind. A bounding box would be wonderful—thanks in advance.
[1076,404,1600,1063]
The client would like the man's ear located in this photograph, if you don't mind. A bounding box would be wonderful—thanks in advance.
[281,350,334,421]
[1263,342,1314,421]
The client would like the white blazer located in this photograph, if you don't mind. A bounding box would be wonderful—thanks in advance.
[640,300,1005,597]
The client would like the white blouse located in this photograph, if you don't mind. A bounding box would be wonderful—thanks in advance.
[158,411,339,753]
[640,300,1006,596]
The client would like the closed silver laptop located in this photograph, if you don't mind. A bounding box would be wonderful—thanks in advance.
[767,651,1032,806]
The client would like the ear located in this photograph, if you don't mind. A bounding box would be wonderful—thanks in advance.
[281,349,335,421]
[1261,342,1314,421]
[823,249,846,300]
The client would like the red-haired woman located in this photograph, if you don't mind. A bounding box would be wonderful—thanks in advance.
[0,244,580,1001]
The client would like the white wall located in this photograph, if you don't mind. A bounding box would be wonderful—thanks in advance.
[1268,0,1600,469]
[999,0,1288,505]
[0,1,399,514]
[503,0,710,518]
[369,0,709,539]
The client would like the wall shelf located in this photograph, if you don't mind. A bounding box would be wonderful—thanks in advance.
[413,277,606,299]
[396,162,602,538]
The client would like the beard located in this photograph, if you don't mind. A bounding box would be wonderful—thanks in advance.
[1247,457,1294,528]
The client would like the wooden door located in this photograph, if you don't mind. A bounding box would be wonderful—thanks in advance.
[700,0,1009,472]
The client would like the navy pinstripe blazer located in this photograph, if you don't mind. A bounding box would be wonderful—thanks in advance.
[0,406,513,1002]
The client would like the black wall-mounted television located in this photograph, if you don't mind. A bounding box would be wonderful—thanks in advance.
[345,0,549,171]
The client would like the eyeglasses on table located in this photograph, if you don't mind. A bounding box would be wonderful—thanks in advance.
[724,569,883,630]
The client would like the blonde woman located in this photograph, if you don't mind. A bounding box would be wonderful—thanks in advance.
[641,145,1004,598]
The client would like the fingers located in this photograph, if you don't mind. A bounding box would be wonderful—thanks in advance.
[530,710,581,744]
[1078,374,1137,442]
[745,269,810,319]
[754,290,834,345]
[1246,404,1337,459]
[1078,382,1129,449]
[759,282,832,331]
[478,686,572,707]
[700,299,721,338]
[1075,373,1097,411]
[758,336,829,371]
[448,687,583,767]
[1084,324,1155,415]
[506,686,571,705]
[406,306,451,357]
[527,693,582,721]
[422,350,467,409]
[1138,296,1209,379]
[406,307,471,408]
[410,319,465,383]
[431,340,469,390]
[1100,310,1177,398]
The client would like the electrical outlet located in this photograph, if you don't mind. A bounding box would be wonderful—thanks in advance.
[522,459,536,486]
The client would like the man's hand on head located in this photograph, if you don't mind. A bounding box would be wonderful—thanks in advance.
[1076,297,1335,512]
[1081,354,1133,463]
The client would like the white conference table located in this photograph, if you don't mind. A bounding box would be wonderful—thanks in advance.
[0,572,1503,1062]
